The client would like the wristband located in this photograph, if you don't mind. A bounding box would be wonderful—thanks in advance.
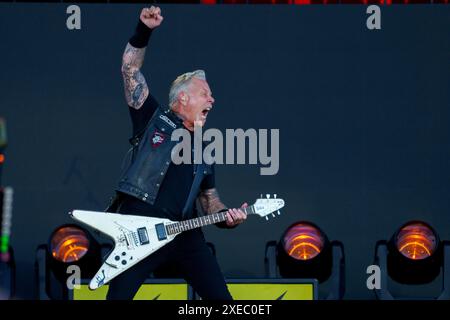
[129,19,153,48]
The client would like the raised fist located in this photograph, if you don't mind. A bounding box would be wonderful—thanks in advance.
[140,6,163,29]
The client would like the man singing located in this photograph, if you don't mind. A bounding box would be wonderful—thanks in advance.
[107,6,247,300]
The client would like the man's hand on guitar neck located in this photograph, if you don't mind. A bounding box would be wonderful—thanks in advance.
[224,203,248,228]
[198,188,247,228]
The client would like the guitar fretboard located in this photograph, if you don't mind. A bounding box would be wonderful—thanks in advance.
[165,206,255,236]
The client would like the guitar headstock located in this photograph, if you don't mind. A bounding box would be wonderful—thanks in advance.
[251,194,285,220]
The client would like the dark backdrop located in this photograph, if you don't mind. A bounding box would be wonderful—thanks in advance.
[0,3,449,299]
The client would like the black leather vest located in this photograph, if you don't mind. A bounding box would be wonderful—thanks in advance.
[115,107,212,205]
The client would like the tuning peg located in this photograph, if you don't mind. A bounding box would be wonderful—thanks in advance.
[260,194,263,198]
[272,213,275,218]
[277,210,281,215]
[266,194,270,199]
[274,194,277,198]
[265,216,269,221]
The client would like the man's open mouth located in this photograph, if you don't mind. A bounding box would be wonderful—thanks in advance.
[201,106,212,118]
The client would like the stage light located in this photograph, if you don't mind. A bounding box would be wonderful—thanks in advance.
[276,222,333,283]
[374,220,450,300]
[387,221,442,285]
[35,224,103,300]
[49,226,90,263]
[46,224,101,283]
[282,222,325,261]
[265,221,345,299]
[276,222,332,283]
[395,221,437,260]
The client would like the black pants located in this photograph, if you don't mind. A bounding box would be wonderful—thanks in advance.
[106,201,232,300]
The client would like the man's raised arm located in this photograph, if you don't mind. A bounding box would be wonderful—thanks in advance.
[122,6,163,110]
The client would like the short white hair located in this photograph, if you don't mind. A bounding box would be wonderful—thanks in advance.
[168,70,206,109]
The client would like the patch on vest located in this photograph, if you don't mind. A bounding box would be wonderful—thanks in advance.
[151,131,165,148]
[159,114,177,129]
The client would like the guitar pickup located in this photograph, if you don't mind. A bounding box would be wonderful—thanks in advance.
[155,223,167,241]
[137,227,150,245]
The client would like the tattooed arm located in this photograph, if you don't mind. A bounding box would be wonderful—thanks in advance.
[121,45,149,109]
[122,6,163,109]
[198,188,248,228]
[198,188,227,215]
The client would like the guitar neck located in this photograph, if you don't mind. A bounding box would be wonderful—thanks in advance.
[165,205,256,236]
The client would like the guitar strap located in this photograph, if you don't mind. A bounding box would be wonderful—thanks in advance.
[181,163,206,219]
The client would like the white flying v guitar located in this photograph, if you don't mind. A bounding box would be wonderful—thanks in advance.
[69,194,285,290]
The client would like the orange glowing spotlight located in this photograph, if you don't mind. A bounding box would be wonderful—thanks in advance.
[277,221,333,282]
[49,226,90,263]
[387,220,442,285]
[396,222,437,260]
[43,224,102,299]
[283,223,325,260]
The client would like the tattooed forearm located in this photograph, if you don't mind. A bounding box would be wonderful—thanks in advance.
[198,188,227,215]
[121,43,149,109]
